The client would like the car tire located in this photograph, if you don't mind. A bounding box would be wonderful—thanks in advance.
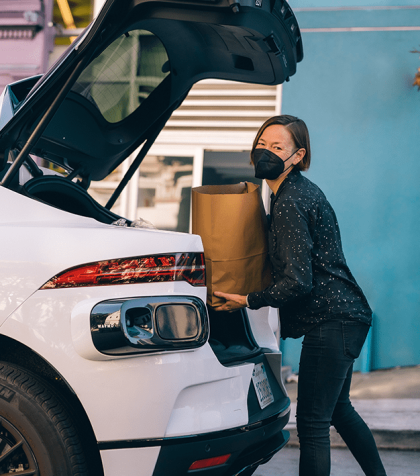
[0,362,89,475]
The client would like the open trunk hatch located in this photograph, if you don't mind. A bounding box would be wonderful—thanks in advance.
[0,0,302,186]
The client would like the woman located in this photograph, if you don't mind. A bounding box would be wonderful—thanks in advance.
[214,115,386,476]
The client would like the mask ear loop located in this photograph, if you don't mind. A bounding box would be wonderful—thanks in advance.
[282,149,299,174]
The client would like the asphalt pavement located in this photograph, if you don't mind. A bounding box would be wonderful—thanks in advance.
[255,446,420,476]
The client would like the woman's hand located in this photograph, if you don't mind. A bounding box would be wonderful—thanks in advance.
[214,291,247,311]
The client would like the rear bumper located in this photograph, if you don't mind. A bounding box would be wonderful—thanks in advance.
[152,407,290,475]
[99,405,290,475]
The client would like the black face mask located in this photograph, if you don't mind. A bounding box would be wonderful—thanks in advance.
[253,148,297,180]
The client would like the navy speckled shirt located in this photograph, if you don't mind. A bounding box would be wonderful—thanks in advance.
[247,168,372,339]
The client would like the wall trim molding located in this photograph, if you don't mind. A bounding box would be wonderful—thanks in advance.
[295,6,420,12]
[302,26,420,32]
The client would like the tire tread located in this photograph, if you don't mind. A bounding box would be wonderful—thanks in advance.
[0,362,89,475]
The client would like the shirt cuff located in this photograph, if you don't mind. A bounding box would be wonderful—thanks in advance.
[247,292,266,310]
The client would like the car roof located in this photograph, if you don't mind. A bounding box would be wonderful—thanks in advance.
[0,0,303,182]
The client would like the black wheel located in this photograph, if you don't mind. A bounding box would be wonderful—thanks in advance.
[0,362,89,475]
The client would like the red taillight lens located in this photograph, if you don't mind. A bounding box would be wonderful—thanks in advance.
[41,253,205,289]
[189,454,231,470]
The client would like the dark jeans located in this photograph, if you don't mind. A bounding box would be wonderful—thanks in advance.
[296,320,387,476]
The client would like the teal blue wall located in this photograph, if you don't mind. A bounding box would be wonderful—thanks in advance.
[291,1,420,6]
[281,3,420,371]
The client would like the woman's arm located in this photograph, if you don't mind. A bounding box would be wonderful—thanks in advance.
[248,197,315,310]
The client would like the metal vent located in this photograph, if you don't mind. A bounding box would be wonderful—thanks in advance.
[0,27,38,39]
[166,79,280,132]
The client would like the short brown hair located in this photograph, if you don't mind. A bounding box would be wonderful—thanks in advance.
[250,115,311,171]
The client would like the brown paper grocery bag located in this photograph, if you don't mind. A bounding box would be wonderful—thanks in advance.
[192,182,272,308]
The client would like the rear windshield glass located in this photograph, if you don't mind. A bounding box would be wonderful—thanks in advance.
[71,29,170,123]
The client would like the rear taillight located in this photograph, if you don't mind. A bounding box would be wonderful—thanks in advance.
[40,252,205,289]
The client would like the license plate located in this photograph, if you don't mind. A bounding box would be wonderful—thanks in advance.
[252,363,274,409]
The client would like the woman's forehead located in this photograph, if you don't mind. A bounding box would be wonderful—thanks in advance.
[260,124,293,143]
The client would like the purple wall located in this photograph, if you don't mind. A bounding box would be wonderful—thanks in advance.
[0,0,55,92]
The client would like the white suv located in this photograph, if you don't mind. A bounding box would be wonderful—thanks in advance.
[0,0,302,474]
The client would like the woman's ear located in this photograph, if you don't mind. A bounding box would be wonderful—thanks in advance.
[293,148,306,165]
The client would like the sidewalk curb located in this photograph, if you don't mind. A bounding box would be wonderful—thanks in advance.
[284,398,420,451]
[285,427,420,451]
